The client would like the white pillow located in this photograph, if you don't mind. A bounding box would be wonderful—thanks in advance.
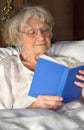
[49,40,84,62]
[0,47,20,60]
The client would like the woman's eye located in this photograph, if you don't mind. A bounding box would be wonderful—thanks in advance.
[41,28,50,34]
[28,29,36,35]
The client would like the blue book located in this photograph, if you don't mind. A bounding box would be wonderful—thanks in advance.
[29,55,84,103]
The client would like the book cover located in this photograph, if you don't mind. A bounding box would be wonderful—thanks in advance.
[29,55,84,103]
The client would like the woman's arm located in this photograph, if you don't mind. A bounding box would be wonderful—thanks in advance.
[28,95,63,111]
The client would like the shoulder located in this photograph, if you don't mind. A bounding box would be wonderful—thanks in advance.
[0,55,19,65]
[0,46,20,61]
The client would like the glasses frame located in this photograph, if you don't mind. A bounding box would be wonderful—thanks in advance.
[18,26,52,38]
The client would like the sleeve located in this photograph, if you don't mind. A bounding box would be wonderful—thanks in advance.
[12,67,37,109]
[13,95,37,109]
[0,55,36,109]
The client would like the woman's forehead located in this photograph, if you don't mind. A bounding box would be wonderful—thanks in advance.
[19,15,50,31]
[27,17,46,26]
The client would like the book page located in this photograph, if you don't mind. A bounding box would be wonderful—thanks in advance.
[40,54,84,68]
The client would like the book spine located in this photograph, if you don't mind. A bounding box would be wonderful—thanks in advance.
[56,68,69,96]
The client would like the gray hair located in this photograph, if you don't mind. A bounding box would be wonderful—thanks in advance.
[2,5,55,46]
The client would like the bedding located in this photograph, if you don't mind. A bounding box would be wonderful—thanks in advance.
[0,101,84,130]
[0,40,84,129]
[50,40,84,62]
[0,46,20,60]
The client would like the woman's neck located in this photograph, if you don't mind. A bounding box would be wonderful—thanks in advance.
[19,52,37,71]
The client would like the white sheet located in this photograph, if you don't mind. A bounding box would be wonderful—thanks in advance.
[0,101,84,130]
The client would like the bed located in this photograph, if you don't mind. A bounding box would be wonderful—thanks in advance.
[0,40,84,129]
[0,101,84,130]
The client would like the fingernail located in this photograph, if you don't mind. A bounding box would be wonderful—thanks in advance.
[60,97,63,100]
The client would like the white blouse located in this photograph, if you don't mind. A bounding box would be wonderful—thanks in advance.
[0,54,36,109]
[0,45,57,109]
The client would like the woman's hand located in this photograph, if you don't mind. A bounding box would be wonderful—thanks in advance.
[74,70,84,97]
[28,95,63,111]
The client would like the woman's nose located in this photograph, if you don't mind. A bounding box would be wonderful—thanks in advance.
[36,30,45,39]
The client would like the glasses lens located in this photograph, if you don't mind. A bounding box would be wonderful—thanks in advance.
[27,29,37,37]
[41,28,50,34]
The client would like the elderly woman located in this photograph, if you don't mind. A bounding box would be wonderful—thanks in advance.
[1,5,84,110]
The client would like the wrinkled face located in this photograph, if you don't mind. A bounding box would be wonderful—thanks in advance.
[19,17,51,55]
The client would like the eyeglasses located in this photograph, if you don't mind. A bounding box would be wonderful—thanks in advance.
[18,27,51,37]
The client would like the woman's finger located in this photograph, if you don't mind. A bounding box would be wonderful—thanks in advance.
[74,81,84,88]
